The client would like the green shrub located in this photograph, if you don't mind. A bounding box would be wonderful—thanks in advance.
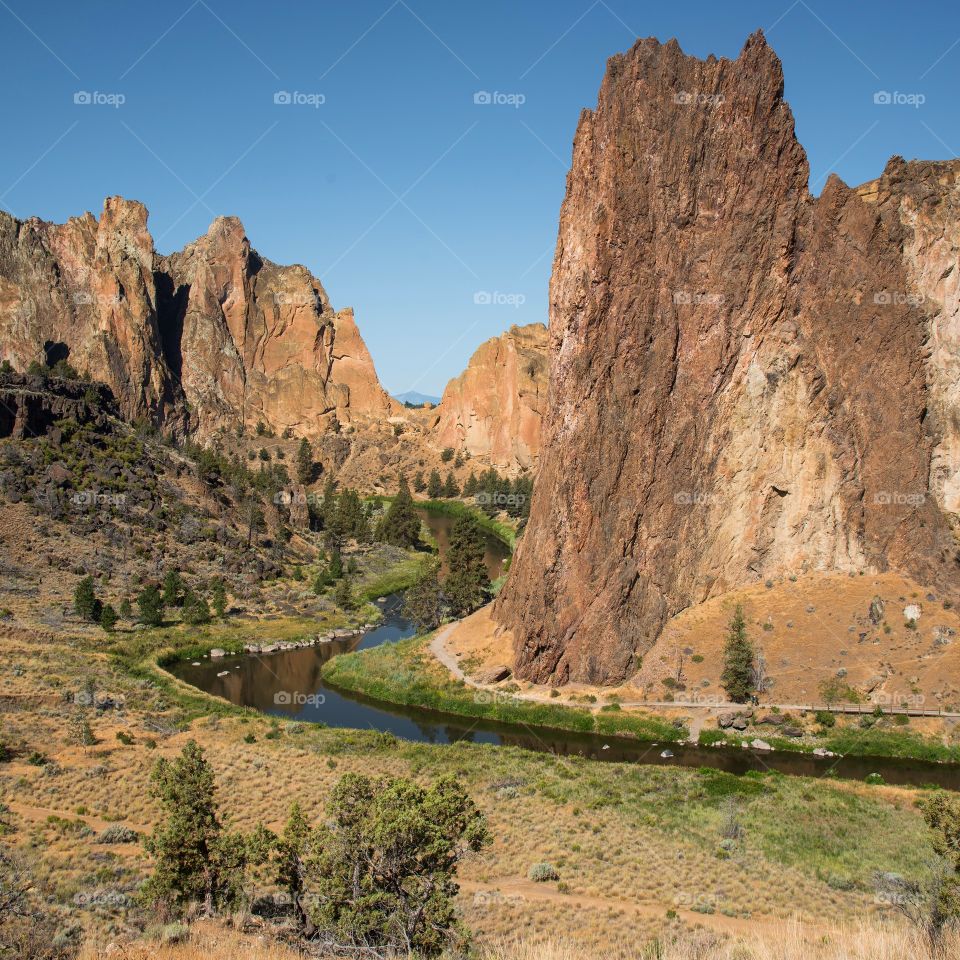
[528,862,559,882]
[96,824,139,844]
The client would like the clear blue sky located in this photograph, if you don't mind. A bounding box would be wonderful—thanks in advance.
[1,1,957,396]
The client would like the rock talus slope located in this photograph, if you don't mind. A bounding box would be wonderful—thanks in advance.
[0,199,399,439]
[494,32,960,685]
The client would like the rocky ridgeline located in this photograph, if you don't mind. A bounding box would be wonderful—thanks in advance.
[496,31,960,685]
[0,199,398,441]
[0,200,552,476]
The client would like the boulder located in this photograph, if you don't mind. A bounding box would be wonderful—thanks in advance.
[476,664,512,684]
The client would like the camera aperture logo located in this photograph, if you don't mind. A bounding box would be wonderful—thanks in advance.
[72,291,122,307]
[273,490,314,506]
[274,291,319,306]
[274,691,325,707]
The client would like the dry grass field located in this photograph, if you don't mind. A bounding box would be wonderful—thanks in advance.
[0,612,953,957]
[73,917,959,960]
[449,573,960,711]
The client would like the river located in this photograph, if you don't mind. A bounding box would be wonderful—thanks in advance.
[170,508,960,789]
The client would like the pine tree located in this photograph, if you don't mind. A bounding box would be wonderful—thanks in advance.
[403,570,446,631]
[182,588,211,625]
[137,585,164,627]
[295,438,314,485]
[73,576,101,622]
[211,579,227,619]
[443,515,488,617]
[320,476,338,529]
[427,469,443,499]
[463,472,478,497]
[118,597,133,620]
[375,477,421,548]
[721,606,755,703]
[443,471,460,499]
[334,575,354,611]
[412,470,426,493]
[275,802,312,931]
[162,569,183,608]
[99,603,118,632]
[143,741,252,916]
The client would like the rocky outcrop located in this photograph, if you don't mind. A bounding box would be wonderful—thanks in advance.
[433,323,548,469]
[0,373,117,440]
[0,198,399,439]
[495,32,960,685]
[857,161,960,517]
[0,198,174,426]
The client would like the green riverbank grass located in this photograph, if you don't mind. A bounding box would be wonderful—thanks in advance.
[699,725,960,764]
[355,550,435,602]
[321,633,688,743]
[414,497,519,548]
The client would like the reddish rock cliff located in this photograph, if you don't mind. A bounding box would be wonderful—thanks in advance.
[433,323,548,470]
[494,32,960,685]
[0,198,398,439]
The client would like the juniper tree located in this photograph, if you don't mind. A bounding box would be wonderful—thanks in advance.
[721,605,755,703]
[181,588,211,626]
[99,603,118,633]
[403,569,446,631]
[136,584,164,627]
[143,741,268,917]
[304,773,490,957]
[275,802,313,932]
[443,514,488,617]
[375,476,420,548]
[210,579,227,619]
[295,437,314,485]
[73,576,101,622]
[162,569,183,608]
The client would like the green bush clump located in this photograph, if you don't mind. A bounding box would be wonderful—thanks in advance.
[528,862,559,882]
[96,824,140,844]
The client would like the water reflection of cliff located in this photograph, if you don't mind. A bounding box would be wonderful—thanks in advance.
[189,641,355,715]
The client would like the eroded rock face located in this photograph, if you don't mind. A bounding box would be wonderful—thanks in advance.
[858,162,960,516]
[0,198,173,425]
[494,32,960,685]
[0,198,398,439]
[433,323,548,469]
